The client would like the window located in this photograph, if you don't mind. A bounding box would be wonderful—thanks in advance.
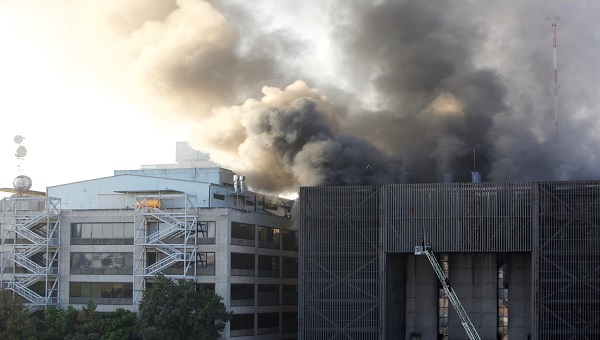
[196,252,215,275]
[258,255,280,277]
[231,252,255,276]
[438,253,449,338]
[282,230,298,251]
[70,223,134,245]
[258,312,279,334]
[70,252,133,275]
[213,193,225,200]
[258,226,280,249]
[498,263,509,340]
[69,282,133,304]
[197,221,216,240]
[230,313,254,336]
[196,283,215,292]
[282,256,298,278]
[282,285,298,305]
[258,284,279,306]
[231,284,254,306]
[232,222,254,240]
[282,312,298,333]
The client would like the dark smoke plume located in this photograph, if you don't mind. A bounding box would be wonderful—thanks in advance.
[78,0,600,193]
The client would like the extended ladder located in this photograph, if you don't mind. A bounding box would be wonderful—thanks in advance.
[414,246,481,340]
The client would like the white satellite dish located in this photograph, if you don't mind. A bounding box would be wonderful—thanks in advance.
[14,135,24,144]
[15,146,27,158]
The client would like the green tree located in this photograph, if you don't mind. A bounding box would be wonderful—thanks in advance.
[100,308,139,340]
[139,274,232,340]
[0,288,40,340]
[42,305,78,340]
[74,300,102,339]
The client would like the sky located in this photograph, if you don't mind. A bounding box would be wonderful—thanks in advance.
[1,0,599,195]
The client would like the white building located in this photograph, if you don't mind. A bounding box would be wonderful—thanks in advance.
[0,142,298,339]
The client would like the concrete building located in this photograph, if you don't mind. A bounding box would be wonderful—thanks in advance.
[0,142,298,339]
[299,181,600,339]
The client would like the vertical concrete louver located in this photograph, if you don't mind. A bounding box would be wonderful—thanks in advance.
[300,180,600,339]
[300,186,382,339]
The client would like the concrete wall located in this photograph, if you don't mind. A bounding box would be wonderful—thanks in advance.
[448,254,497,340]
[386,254,406,338]
[508,253,532,339]
[404,254,438,339]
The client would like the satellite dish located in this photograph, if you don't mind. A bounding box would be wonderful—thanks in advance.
[14,135,24,144]
[15,146,27,158]
[13,175,32,192]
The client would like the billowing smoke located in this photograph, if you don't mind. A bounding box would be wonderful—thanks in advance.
[77,0,600,193]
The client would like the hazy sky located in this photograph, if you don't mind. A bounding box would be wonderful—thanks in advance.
[1,0,599,195]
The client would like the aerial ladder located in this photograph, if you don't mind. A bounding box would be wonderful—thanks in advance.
[414,245,481,340]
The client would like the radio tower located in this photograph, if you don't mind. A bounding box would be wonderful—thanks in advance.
[551,16,559,139]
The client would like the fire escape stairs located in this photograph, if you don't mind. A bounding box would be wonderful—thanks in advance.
[5,277,46,305]
[141,207,197,277]
[4,212,60,309]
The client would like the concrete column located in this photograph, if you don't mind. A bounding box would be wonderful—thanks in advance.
[405,254,438,339]
[449,253,497,340]
[385,253,406,338]
[508,253,532,339]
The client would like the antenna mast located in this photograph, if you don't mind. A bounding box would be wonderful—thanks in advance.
[551,16,559,139]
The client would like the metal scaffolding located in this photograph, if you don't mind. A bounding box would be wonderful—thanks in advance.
[0,196,61,311]
[132,193,198,309]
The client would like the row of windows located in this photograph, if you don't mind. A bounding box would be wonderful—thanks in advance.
[230,284,298,306]
[146,221,216,239]
[70,252,216,275]
[69,282,133,304]
[71,223,134,239]
[70,221,217,244]
[230,312,298,334]
[231,222,298,250]
[71,252,133,275]
[150,252,215,276]
[69,222,294,249]
[231,253,298,278]
[68,251,297,277]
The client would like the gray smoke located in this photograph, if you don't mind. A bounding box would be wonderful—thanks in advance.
[78,0,600,193]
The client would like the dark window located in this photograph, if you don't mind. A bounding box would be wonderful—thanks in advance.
[231,222,254,241]
[258,312,279,330]
[69,282,132,304]
[258,255,280,277]
[282,230,298,251]
[282,285,298,305]
[230,313,254,331]
[231,252,255,270]
[282,257,298,278]
[213,193,225,200]
[196,283,215,292]
[258,284,279,306]
[231,283,254,304]
[258,226,280,249]
[282,312,298,333]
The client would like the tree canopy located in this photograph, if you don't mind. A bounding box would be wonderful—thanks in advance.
[0,289,40,340]
[139,274,232,340]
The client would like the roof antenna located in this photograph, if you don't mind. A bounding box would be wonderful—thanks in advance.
[473,147,476,172]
